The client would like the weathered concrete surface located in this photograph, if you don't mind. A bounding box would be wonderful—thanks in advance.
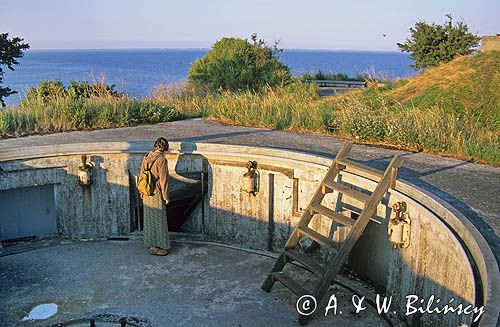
[0,237,394,327]
[1,141,486,326]
[0,154,132,239]
[1,119,498,261]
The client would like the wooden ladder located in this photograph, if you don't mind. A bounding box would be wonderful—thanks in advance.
[261,141,404,325]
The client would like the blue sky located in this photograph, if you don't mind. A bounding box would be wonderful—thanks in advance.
[1,0,498,51]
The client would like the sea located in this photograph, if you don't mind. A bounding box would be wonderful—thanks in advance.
[2,49,414,106]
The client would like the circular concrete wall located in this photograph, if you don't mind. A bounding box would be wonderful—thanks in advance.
[0,141,497,326]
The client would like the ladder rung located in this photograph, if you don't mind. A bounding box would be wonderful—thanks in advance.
[310,204,356,227]
[340,207,381,225]
[285,248,325,277]
[271,272,308,296]
[298,226,337,251]
[322,179,370,203]
[336,158,383,181]
[261,142,404,327]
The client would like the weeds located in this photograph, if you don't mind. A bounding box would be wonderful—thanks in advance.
[163,79,498,164]
[1,52,498,164]
[0,81,182,137]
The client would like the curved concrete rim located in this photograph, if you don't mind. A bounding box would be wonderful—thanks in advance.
[1,141,498,326]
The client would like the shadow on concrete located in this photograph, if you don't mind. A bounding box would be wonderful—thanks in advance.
[256,145,500,265]
[0,144,489,327]
[170,129,271,143]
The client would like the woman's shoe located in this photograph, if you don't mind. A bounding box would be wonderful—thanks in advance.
[149,247,168,256]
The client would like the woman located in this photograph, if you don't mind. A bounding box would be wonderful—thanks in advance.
[140,137,170,256]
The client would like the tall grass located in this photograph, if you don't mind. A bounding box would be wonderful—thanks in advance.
[153,81,497,164]
[2,81,497,164]
[1,52,498,164]
[191,83,324,131]
[0,82,183,137]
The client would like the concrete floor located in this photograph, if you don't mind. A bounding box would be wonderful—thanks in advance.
[0,236,396,327]
[0,119,498,261]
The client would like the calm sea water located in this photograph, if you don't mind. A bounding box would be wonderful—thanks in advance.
[3,49,414,105]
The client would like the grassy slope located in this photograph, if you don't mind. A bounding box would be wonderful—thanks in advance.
[196,51,499,164]
[1,52,498,164]
[386,51,500,162]
[390,52,499,128]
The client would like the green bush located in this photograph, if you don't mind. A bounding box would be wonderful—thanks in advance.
[188,35,292,93]
[25,80,66,104]
[24,80,121,104]
[67,81,121,98]
[0,80,181,137]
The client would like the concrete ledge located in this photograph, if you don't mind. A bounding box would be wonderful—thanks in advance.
[0,141,498,326]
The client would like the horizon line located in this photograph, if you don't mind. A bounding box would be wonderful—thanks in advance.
[26,47,403,53]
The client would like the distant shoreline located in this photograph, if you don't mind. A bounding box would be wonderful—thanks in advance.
[3,49,414,106]
[25,48,405,54]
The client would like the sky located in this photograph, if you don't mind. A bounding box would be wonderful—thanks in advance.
[1,0,499,51]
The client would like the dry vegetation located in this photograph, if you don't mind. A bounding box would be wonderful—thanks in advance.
[1,52,498,164]
[177,52,499,164]
[0,81,185,137]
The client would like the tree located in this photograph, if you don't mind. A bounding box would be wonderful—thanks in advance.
[398,15,480,69]
[188,34,292,93]
[0,33,30,106]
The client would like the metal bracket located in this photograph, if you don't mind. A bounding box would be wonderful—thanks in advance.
[388,201,411,248]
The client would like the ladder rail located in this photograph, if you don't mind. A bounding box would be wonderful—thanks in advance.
[262,142,353,293]
[299,155,404,324]
[285,142,353,249]
[261,141,405,326]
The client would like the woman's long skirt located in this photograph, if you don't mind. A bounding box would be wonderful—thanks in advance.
[143,192,170,250]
